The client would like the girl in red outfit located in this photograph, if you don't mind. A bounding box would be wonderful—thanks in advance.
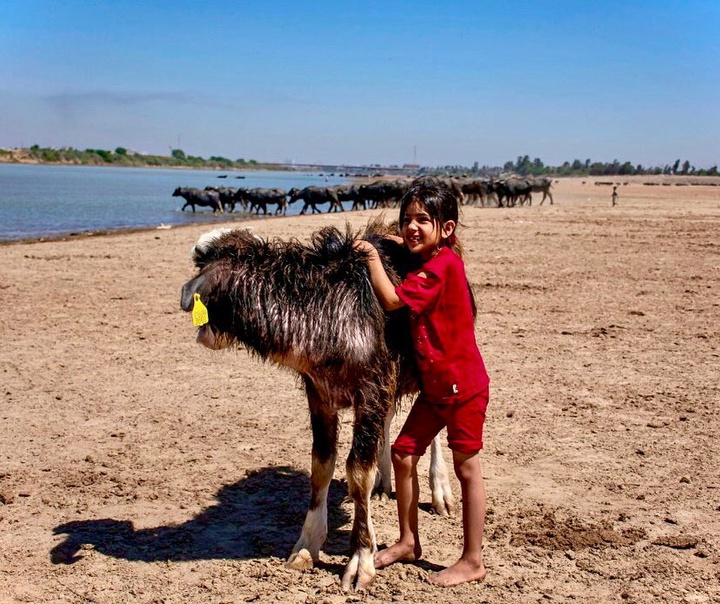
[354,178,489,587]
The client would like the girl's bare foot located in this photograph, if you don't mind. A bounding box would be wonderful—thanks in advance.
[428,558,486,587]
[374,542,422,569]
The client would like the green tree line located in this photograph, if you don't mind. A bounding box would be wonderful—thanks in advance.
[0,145,284,171]
[425,155,718,177]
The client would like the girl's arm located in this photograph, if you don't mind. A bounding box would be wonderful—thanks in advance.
[353,240,405,311]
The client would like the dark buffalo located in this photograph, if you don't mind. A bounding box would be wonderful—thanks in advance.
[356,180,409,209]
[357,181,388,209]
[205,186,239,212]
[172,187,224,213]
[235,188,289,215]
[530,176,554,205]
[381,180,410,207]
[333,184,363,210]
[460,178,493,207]
[288,186,344,214]
[441,178,465,205]
[493,177,532,207]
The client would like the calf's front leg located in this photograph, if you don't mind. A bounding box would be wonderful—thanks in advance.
[287,398,338,570]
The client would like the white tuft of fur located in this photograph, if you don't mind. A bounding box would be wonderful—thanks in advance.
[191,227,260,262]
[192,228,233,261]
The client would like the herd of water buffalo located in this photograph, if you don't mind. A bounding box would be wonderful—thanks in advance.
[171,176,554,216]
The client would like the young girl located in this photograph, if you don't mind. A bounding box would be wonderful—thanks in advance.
[354,177,490,587]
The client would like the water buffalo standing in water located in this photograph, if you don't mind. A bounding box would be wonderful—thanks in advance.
[235,188,289,215]
[288,186,344,214]
[173,187,224,213]
[204,186,239,212]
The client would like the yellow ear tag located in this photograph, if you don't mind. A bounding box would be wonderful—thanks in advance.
[192,293,209,326]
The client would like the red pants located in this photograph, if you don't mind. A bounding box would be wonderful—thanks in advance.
[392,387,489,456]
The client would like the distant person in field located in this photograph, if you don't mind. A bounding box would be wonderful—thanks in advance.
[612,186,619,207]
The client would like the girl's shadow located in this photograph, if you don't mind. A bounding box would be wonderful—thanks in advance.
[51,466,350,565]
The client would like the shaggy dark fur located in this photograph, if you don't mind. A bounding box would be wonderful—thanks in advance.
[180,219,420,590]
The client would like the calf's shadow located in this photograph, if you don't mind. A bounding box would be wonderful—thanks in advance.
[51,466,350,566]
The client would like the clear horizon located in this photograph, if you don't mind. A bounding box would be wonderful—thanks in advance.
[1,1,718,169]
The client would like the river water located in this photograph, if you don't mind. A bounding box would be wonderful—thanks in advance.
[0,164,350,241]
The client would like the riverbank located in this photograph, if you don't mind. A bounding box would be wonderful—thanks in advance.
[0,212,266,247]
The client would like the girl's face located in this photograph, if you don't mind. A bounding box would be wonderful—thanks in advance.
[401,201,456,259]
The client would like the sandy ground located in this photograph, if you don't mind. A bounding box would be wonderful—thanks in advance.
[1,177,719,604]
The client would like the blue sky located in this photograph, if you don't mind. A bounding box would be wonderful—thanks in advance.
[1,0,718,168]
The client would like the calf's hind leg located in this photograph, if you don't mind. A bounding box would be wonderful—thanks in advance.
[287,393,338,570]
[429,435,456,516]
[374,411,394,500]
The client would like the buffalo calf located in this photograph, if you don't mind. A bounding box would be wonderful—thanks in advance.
[180,221,453,590]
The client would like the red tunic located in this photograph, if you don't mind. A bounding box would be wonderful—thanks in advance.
[395,246,489,404]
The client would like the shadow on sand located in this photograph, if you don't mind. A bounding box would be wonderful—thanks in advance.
[50,466,351,566]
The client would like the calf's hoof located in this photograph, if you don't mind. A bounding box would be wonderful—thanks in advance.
[371,491,390,504]
[431,492,456,516]
[341,551,376,592]
[286,548,314,571]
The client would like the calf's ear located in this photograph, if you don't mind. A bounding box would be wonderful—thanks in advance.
[180,274,206,311]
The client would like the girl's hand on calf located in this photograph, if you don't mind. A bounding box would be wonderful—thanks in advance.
[353,239,377,255]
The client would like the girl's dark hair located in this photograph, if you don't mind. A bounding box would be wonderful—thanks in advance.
[398,177,460,250]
